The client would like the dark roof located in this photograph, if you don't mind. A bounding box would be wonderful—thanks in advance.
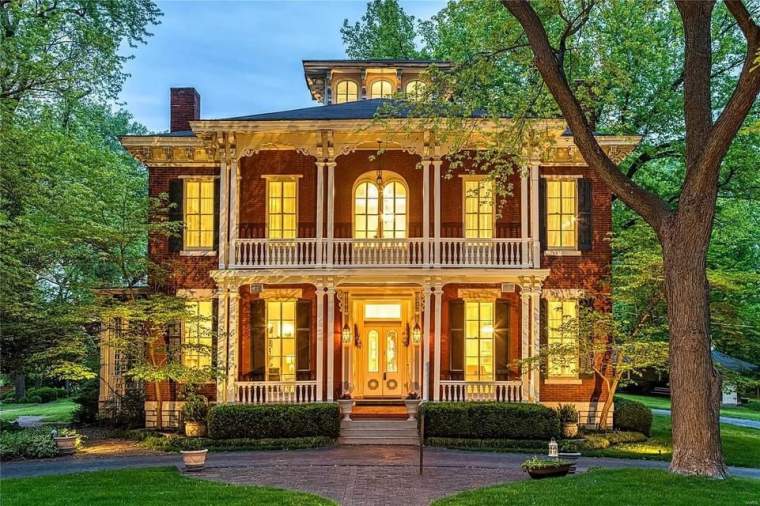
[219,98,436,121]
[303,59,452,68]
[122,130,195,138]
[712,350,759,373]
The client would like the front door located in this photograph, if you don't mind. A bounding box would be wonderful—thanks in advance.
[364,325,403,397]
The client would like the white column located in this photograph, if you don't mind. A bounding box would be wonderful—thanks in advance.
[432,160,442,266]
[422,283,432,400]
[520,169,529,266]
[316,283,324,401]
[422,158,430,265]
[216,288,229,402]
[225,288,240,403]
[432,284,443,401]
[218,155,229,268]
[530,163,540,266]
[315,161,325,266]
[520,288,530,401]
[326,161,336,266]
[229,155,240,263]
[326,286,336,401]
[530,289,542,402]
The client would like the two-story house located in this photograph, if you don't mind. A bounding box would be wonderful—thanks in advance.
[111,59,638,429]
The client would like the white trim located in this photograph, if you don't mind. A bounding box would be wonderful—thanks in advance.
[226,291,240,402]
[315,162,324,265]
[529,164,541,265]
[265,177,299,240]
[180,250,217,257]
[326,162,335,265]
[260,174,304,180]
[423,160,430,263]
[544,378,583,385]
[218,155,229,268]
[540,174,583,179]
[177,175,219,180]
[229,158,239,250]
[351,171,409,239]
[433,160,442,264]
[316,284,324,401]
[433,284,443,401]
[422,284,432,400]
[216,289,229,402]
[461,177,496,239]
[326,286,336,401]
[544,250,581,256]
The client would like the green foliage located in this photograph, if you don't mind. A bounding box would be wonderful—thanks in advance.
[422,402,561,440]
[580,431,648,450]
[0,428,58,460]
[614,398,653,436]
[0,420,22,432]
[341,0,427,59]
[557,404,579,423]
[132,432,333,453]
[521,456,571,470]
[23,387,66,404]
[207,403,341,440]
[72,379,100,425]
[426,437,549,452]
[181,394,208,423]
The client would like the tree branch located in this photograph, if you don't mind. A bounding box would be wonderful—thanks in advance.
[725,0,760,41]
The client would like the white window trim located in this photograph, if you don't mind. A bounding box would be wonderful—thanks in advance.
[334,79,359,103]
[181,178,216,253]
[543,177,579,252]
[464,300,496,382]
[543,296,581,380]
[460,175,496,239]
[351,172,409,239]
[265,299,298,382]
[178,295,214,371]
[264,175,301,240]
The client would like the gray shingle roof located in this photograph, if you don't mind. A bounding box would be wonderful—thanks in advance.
[219,99,409,121]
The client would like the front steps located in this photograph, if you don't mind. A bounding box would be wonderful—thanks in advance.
[338,418,419,446]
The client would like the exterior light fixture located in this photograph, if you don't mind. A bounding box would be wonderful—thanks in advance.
[341,323,352,344]
[548,438,559,458]
[411,322,422,345]
[375,140,384,189]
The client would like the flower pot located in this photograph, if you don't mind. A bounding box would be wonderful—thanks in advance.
[338,399,354,421]
[404,399,421,421]
[181,449,208,471]
[53,435,77,455]
[562,422,579,438]
[184,421,207,438]
[526,464,571,479]
[559,452,581,474]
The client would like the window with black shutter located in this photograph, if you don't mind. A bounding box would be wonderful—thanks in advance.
[296,299,312,379]
[249,299,266,381]
[168,179,183,253]
[448,299,464,380]
[578,178,593,251]
[494,300,510,381]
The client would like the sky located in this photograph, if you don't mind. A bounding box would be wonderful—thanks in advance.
[119,0,445,132]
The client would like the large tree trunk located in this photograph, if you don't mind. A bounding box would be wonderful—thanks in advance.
[13,373,26,399]
[597,375,619,430]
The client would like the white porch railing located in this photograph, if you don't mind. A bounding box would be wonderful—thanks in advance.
[236,381,318,404]
[232,238,534,269]
[439,380,523,402]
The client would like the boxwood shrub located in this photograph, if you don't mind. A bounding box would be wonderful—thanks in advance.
[208,403,340,439]
[422,402,560,440]
[614,398,652,436]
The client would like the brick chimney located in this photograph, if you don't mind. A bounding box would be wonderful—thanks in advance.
[170,87,200,132]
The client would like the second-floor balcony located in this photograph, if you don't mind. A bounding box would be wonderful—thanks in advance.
[232,237,536,269]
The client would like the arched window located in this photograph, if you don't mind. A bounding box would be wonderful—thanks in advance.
[353,173,408,239]
[405,80,424,100]
[382,181,406,238]
[334,80,358,104]
[354,181,379,239]
[370,79,393,99]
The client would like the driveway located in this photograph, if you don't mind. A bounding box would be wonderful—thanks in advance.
[652,408,760,429]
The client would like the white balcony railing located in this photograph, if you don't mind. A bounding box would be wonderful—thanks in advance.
[236,381,318,404]
[232,238,534,269]
[439,380,523,402]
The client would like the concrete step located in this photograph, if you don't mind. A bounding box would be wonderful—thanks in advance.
[341,419,417,430]
[339,417,419,445]
[338,436,420,446]
[340,428,418,437]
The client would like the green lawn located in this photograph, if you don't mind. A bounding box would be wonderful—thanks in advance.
[434,468,760,506]
[1,467,333,506]
[582,414,760,468]
[0,398,77,423]
[617,393,760,421]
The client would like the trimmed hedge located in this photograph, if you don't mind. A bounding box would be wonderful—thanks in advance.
[422,402,561,440]
[614,398,652,436]
[208,403,340,440]
[138,434,333,452]
[581,431,647,450]
[427,437,550,452]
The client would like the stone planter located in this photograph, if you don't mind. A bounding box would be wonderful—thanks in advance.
[526,464,571,479]
[180,449,208,471]
[559,452,581,474]
[53,435,77,456]
[562,422,579,438]
[338,399,354,421]
[404,399,421,421]
[184,421,207,438]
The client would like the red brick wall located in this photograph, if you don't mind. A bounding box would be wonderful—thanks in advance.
[170,88,200,133]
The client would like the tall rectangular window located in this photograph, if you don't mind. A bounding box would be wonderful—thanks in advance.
[464,301,494,381]
[267,179,297,239]
[464,180,494,238]
[184,180,215,249]
[267,300,296,381]
[546,180,577,249]
[547,300,579,377]
[182,300,213,369]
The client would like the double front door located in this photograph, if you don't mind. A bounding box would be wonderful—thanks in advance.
[363,324,403,397]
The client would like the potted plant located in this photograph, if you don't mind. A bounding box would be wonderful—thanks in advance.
[182,393,209,437]
[180,449,208,471]
[338,393,354,421]
[51,428,79,455]
[404,391,421,421]
[557,404,579,438]
[521,456,572,479]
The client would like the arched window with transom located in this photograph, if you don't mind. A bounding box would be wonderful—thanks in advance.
[405,80,425,100]
[370,79,393,99]
[353,172,408,239]
[334,80,358,104]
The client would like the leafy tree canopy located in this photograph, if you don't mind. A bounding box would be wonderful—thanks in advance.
[341,0,428,59]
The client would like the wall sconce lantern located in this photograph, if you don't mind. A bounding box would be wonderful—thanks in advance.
[548,438,559,458]
[341,323,352,344]
[411,322,422,345]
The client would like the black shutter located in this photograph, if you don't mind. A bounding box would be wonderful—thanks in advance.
[578,178,593,251]
[211,298,219,371]
[494,300,510,381]
[250,299,266,381]
[213,179,221,250]
[540,298,548,377]
[539,177,547,253]
[449,299,464,379]
[578,298,594,378]
[296,299,311,377]
[168,179,184,252]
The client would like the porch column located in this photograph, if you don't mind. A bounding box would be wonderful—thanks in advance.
[422,283,432,400]
[316,283,324,401]
[432,283,443,401]
[423,159,430,264]
[225,288,240,403]
[520,287,530,401]
[218,153,229,268]
[529,163,540,265]
[520,169,529,266]
[216,287,229,402]
[315,161,325,266]
[529,286,542,402]
[326,161,336,266]
[433,160,442,266]
[326,286,336,401]
[228,152,240,266]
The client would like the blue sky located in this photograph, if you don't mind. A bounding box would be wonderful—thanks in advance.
[119,0,445,132]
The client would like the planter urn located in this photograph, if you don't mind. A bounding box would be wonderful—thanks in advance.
[526,464,571,479]
[53,435,77,455]
[338,399,354,421]
[180,449,208,471]
[184,421,207,438]
[561,422,579,438]
[404,399,421,421]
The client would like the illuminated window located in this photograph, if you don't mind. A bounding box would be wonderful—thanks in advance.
[368,330,379,373]
[546,180,577,249]
[182,300,213,369]
[405,80,424,100]
[354,178,407,239]
[370,79,393,99]
[547,300,578,377]
[386,330,398,373]
[335,80,358,104]
[464,301,494,381]
[266,300,296,381]
[382,181,407,238]
[184,180,215,249]
[464,179,494,238]
[354,181,380,239]
[364,303,402,320]
[267,179,297,239]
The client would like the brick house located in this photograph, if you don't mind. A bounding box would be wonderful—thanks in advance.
[111,59,638,429]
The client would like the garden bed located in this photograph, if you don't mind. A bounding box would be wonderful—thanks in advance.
[124,429,335,453]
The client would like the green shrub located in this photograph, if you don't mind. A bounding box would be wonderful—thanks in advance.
[26,387,66,403]
[422,402,560,440]
[138,433,333,452]
[426,437,549,451]
[614,398,652,436]
[580,431,647,450]
[0,428,58,460]
[72,379,100,425]
[19,395,42,404]
[0,391,16,402]
[0,420,22,432]
[182,394,208,423]
[557,404,579,423]
[207,403,340,439]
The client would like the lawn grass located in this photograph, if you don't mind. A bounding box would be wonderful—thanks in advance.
[618,393,760,421]
[433,468,760,506]
[0,467,333,506]
[0,398,77,423]
[581,414,760,468]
